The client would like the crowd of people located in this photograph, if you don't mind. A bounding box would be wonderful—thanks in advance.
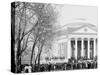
[33,61,97,72]
[20,58,97,73]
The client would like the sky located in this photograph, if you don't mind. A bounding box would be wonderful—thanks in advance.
[55,4,98,27]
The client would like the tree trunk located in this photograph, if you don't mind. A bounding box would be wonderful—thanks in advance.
[30,39,37,68]
[37,44,43,66]
[35,53,38,65]
[16,39,22,73]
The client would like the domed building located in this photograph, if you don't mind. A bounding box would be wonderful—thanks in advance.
[40,22,98,64]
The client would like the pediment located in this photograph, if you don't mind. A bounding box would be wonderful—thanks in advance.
[70,26,97,34]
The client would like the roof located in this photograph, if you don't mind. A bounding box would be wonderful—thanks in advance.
[54,22,97,32]
[67,24,97,34]
[53,22,97,37]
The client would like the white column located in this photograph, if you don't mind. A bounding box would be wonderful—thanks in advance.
[67,38,71,59]
[96,39,98,57]
[59,43,61,57]
[88,39,90,59]
[94,38,96,58]
[64,42,67,59]
[81,38,84,57]
[75,38,77,59]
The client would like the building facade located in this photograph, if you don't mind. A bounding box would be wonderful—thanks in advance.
[41,23,97,64]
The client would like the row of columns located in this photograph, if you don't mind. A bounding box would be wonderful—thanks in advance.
[69,38,97,60]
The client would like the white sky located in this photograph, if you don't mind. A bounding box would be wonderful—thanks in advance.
[55,4,98,27]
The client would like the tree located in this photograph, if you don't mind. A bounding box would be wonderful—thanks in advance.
[12,2,38,73]
[28,3,58,68]
[12,2,58,72]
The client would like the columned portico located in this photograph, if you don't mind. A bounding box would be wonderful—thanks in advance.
[69,37,97,60]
